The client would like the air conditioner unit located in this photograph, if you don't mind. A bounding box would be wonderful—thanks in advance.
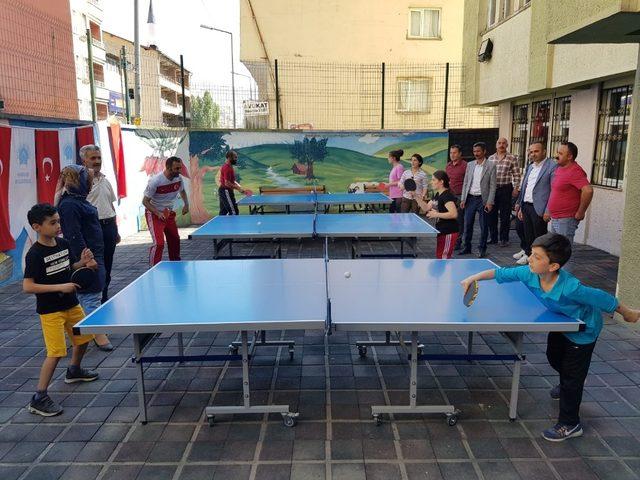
[478,38,493,62]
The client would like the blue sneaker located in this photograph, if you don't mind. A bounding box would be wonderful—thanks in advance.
[549,384,560,400]
[542,423,583,442]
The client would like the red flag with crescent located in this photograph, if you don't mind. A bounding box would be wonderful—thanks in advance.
[107,123,127,198]
[0,126,15,251]
[35,130,61,204]
[76,125,95,154]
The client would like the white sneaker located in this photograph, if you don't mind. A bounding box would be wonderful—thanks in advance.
[516,255,529,265]
[512,249,526,260]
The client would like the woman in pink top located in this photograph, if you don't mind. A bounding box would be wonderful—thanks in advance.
[380,149,404,213]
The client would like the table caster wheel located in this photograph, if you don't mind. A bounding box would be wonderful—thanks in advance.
[282,413,298,427]
[358,346,367,357]
[373,414,383,426]
[446,414,458,426]
[207,415,215,427]
[288,347,295,360]
[417,347,424,356]
[228,345,238,355]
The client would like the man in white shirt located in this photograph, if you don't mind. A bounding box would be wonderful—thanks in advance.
[515,142,557,264]
[459,142,497,258]
[142,157,189,266]
[80,144,117,351]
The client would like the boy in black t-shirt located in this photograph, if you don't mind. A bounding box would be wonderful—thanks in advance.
[23,203,99,417]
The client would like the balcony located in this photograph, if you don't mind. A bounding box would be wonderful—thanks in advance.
[161,98,183,116]
[159,75,190,96]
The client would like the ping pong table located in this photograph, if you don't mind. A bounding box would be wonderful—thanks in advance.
[238,192,392,214]
[73,258,582,427]
[189,213,438,259]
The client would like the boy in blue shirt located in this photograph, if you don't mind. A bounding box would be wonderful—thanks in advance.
[461,233,638,441]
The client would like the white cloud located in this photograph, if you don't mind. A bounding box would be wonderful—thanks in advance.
[358,134,381,144]
[222,132,304,149]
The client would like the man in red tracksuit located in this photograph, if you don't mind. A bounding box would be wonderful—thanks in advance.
[142,156,189,266]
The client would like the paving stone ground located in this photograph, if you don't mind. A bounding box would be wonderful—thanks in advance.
[0,225,638,480]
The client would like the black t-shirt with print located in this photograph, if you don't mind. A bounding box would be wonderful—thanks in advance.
[433,190,459,235]
[24,238,79,314]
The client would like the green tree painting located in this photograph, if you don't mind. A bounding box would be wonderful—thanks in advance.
[290,137,328,179]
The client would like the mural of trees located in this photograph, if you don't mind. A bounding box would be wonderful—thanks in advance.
[187,131,229,222]
[290,137,328,179]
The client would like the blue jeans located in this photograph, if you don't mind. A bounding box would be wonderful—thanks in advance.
[463,194,489,251]
[77,292,102,316]
[549,217,580,245]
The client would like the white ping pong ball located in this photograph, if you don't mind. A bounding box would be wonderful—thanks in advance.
[344,271,351,278]
[257,221,262,225]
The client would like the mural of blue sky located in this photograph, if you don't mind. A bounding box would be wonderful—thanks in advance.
[325,132,447,154]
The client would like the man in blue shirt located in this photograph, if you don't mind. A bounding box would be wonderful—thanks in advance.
[461,233,638,442]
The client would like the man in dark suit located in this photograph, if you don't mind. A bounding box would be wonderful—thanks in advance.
[515,141,557,264]
[459,142,497,258]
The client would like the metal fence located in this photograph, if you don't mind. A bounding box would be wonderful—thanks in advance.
[120,57,498,131]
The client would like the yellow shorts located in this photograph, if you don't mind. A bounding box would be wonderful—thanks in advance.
[39,304,94,357]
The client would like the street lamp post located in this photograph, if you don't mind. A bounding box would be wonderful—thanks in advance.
[200,24,236,128]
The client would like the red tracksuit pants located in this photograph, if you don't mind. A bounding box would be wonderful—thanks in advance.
[146,210,181,266]
[436,232,459,259]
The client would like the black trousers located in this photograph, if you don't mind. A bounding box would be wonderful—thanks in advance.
[463,194,488,251]
[546,332,596,426]
[389,198,402,213]
[100,218,118,304]
[454,194,464,245]
[219,188,239,215]
[400,197,420,214]
[521,202,547,255]
[515,216,527,251]
[489,184,513,243]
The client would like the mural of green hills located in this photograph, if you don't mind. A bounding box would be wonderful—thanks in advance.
[197,142,446,216]
[373,136,448,169]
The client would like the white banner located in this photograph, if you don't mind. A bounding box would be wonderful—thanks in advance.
[58,128,77,169]
[8,127,37,241]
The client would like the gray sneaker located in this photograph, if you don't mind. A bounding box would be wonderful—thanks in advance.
[65,368,99,384]
[550,384,560,400]
[28,394,63,417]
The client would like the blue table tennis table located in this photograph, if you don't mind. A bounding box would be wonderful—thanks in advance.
[238,192,392,214]
[189,213,438,259]
[73,258,582,427]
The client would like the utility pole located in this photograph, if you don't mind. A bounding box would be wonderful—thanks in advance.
[200,24,236,128]
[133,0,142,122]
[121,46,131,123]
[86,28,97,122]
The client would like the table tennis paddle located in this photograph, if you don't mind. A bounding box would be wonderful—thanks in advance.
[70,267,96,290]
[244,189,254,196]
[404,178,417,192]
[378,182,386,190]
[463,280,479,307]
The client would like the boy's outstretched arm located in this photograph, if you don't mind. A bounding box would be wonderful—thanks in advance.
[460,269,496,293]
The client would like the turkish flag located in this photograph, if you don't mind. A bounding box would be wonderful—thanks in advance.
[76,125,95,158]
[0,126,15,251]
[107,123,127,198]
[35,130,61,204]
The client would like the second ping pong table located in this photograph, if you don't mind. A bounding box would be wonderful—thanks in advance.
[73,258,582,427]
[238,192,392,214]
[189,213,438,259]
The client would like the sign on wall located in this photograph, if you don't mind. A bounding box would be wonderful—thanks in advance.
[243,100,269,117]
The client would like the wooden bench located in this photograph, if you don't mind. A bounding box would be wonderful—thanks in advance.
[259,185,326,195]
[364,185,389,195]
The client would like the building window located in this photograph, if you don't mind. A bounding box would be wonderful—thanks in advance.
[592,85,632,188]
[549,96,571,157]
[487,0,497,27]
[396,78,431,113]
[511,104,529,168]
[529,100,550,151]
[500,0,512,20]
[408,8,441,39]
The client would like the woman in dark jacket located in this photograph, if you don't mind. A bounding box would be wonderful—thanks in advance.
[57,165,113,351]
